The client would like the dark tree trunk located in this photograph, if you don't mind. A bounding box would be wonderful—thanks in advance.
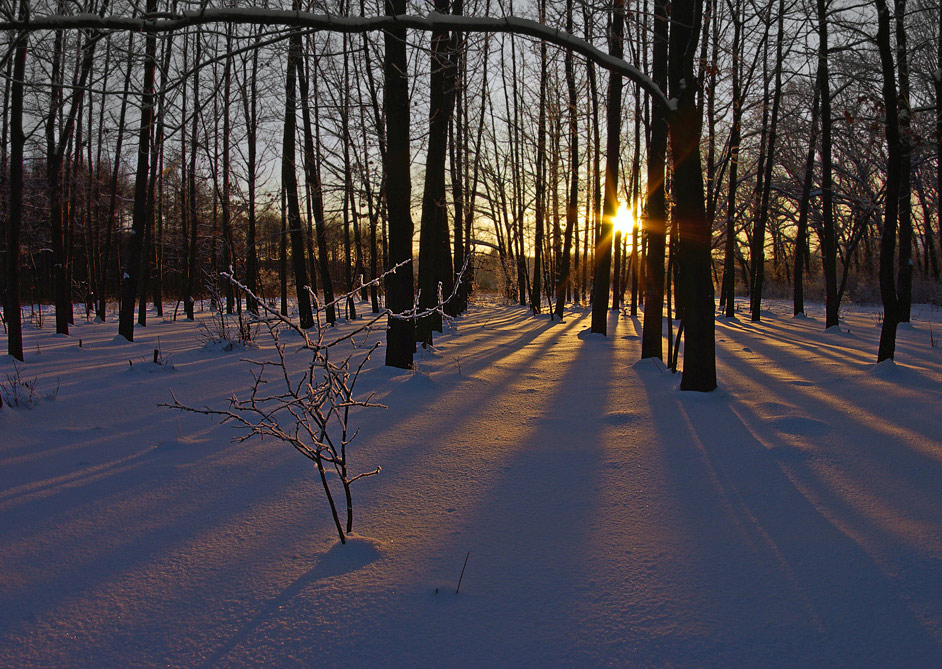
[119,0,157,341]
[749,0,786,322]
[793,85,821,317]
[554,0,579,321]
[242,32,260,314]
[875,0,902,361]
[184,32,200,322]
[817,0,839,328]
[99,38,133,322]
[383,0,416,368]
[283,28,314,330]
[416,0,457,346]
[894,0,913,323]
[4,3,27,360]
[591,0,625,335]
[669,0,716,391]
[221,29,235,315]
[641,0,668,359]
[721,2,743,319]
[298,45,336,324]
[530,0,547,316]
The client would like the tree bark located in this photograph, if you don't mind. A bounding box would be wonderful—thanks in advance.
[590,0,625,335]
[817,0,839,329]
[669,0,716,391]
[118,0,157,341]
[4,4,27,360]
[641,0,668,359]
[875,0,902,361]
[383,0,416,368]
[283,27,314,330]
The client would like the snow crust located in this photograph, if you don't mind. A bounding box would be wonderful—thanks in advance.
[1,298,941,665]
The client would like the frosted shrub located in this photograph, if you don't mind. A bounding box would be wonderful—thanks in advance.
[167,262,463,544]
[198,271,257,352]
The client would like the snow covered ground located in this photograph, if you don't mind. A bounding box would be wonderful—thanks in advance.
[1,296,941,667]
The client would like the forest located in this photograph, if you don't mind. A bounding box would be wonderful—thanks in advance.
[0,0,937,389]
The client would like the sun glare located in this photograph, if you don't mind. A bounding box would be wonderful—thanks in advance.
[612,203,637,236]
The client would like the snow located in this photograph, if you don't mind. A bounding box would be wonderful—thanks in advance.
[1,297,941,666]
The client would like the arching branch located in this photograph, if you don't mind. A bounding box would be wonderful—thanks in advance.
[0,9,673,111]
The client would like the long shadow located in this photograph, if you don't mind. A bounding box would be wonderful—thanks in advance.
[0,421,321,651]
[637,374,942,665]
[345,311,589,501]
[716,336,942,455]
[195,309,624,666]
[353,309,622,664]
[714,318,942,446]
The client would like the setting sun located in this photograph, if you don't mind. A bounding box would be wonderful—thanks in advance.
[612,203,637,236]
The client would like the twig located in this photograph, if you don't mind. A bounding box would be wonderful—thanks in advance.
[456,551,470,594]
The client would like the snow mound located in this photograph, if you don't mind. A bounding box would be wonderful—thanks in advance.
[312,534,388,580]
[631,357,667,376]
[125,360,175,374]
[866,358,930,384]
[201,339,247,353]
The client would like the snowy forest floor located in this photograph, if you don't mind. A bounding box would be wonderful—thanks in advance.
[1,295,941,667]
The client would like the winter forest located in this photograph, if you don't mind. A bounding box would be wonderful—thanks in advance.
[1,0,941,665]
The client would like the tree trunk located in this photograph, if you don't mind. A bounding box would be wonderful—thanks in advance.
[298,45,336,324]
[894,0,913,323]
[641,0,668,359]
[118,0,157,341]
[793,85,820,317]
[283,27,314,330]
[669,0,716,391]
[749,0,786,322]
[554,0,579,321]
[817,0,839,328]
[383,0,416,368]
[590,0,625,335]
[416,0,457,345]
[875,0,902,361]
[4,3,27,360]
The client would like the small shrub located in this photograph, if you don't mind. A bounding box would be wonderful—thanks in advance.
[0,363,55,409]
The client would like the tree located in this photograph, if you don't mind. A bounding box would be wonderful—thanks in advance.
[641,0,668,359]
[416,0,458,346]
[118,0,157,342]
[382,0,416,368]
[282,25,314,330]
[590,0,625,336]
[4,0,27,361]
[669,0,717,391]
[875,0,903,361]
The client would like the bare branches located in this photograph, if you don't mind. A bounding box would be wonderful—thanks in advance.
[0,9,673,111]
[164,258,470,545]
[164,272,391,545]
